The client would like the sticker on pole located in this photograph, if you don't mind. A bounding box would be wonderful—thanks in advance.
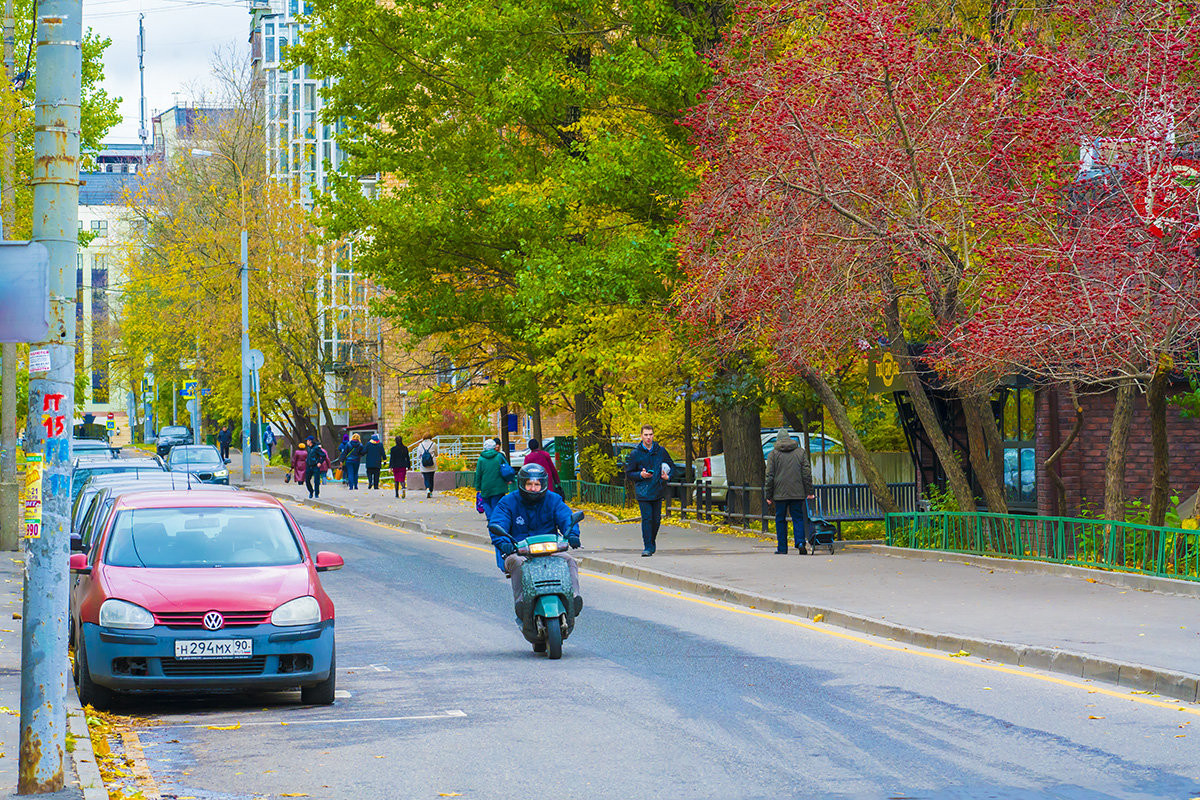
[28,349,51,374]
[23,454,43,539]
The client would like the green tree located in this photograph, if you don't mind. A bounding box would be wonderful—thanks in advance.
[291,0,728,478]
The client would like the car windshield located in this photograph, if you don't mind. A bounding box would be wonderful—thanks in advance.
[170,448,223,467]
[105,507,303,568]
[161,426,188,437]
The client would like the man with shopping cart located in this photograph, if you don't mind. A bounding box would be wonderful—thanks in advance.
[764,428,815,555]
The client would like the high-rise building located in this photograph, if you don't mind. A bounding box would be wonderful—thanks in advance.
[250,0,376,433]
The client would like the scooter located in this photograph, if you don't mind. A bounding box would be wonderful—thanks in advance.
[492,511,585,660]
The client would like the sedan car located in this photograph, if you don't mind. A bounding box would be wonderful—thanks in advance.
[71,438,119,459]
[166,445,230,484]
[155,425,193,457]
[70,490,343,709]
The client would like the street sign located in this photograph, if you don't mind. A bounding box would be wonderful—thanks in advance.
[181,381,197,399]
[185,399,197,414]
[0,241,50,342]
[200,387,211,397]
[248,349,265,372]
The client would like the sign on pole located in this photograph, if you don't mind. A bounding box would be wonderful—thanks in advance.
[0,242,50,342]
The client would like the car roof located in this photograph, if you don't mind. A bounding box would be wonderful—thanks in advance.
[112,490,282,511]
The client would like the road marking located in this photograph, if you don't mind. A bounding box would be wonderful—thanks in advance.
[294,501,1200,716]
[342,663,392,672]
[154,710,468,730]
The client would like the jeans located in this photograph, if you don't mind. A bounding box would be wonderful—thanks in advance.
[305,470,322,498]
[345,460,360,489]
[422,471,435,492]
[774,499,810,552]
[481,495,505,570]
[366,467,381,489]
[637,499,663,553]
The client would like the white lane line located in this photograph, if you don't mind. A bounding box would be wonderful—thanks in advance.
[342,664,392,672]
[155,710,468,730]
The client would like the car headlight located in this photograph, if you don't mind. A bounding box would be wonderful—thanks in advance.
[271,596,321,626]
[99,599,155,630]
[213,469,228,479]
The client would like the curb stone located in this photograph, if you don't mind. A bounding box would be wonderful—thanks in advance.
[67,680,108,800]
[260,488,1200,705]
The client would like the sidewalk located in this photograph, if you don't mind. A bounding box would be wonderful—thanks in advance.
[243,467,1200,703]
[0,556,104,800]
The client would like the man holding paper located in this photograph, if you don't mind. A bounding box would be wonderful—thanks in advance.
[624,424,677,557]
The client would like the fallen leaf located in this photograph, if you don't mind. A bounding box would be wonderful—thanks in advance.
[983,687,993,691]
[813,614,824,623]
[949,650,970,658]
[205,722,242,731]
[280,794,310,798]
[1177,735,1187,738]
[11,613,20,620]
[1086,578,1097,583]
[1130,690,1152,694]
[438,794,463,798]
[1088,715,1105,720]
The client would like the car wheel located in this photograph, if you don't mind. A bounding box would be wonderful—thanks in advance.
[301,646,336,705]
[75,637,114,710]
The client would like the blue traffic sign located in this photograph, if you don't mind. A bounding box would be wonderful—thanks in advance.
[180,381,197,398]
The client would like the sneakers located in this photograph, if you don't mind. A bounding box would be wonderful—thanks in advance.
[641,550,652,557]
[426,489,432,498]
[573,596,584,615]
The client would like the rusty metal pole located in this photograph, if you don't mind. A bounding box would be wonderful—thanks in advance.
[19,0,80,791]
[1,0,20,552]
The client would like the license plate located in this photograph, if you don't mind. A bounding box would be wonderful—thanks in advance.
[174,639,253,660]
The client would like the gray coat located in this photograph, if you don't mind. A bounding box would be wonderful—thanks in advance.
[764,434,814,501]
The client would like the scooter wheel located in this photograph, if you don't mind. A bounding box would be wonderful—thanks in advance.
[546,616,563,660]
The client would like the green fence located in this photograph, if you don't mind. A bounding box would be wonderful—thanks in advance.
[885,511,1200,582]
[558,480,627,508]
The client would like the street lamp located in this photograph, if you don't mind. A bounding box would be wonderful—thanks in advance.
[191,147,252,481]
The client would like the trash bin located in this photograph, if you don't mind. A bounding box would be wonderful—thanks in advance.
[206,434,216,446]
[554,436,576,482]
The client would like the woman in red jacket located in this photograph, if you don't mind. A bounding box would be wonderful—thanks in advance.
[523,439,560,494]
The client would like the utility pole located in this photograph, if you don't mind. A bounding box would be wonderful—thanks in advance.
[1,0,19,552]
[20,0,81,790]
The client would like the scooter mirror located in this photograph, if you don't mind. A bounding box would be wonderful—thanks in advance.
[570,511,585,526]
[487,525,509,539]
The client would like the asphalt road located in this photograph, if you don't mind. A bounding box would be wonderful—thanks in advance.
[113,503,1199,800]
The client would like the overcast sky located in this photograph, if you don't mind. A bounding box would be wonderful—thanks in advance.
[85,0,251,143]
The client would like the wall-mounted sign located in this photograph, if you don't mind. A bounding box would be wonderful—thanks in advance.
[866,350,903,394]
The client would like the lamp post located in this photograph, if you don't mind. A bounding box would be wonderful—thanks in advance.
[191,148,251,481]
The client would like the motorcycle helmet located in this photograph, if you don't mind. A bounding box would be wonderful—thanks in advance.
[517,463,549,505]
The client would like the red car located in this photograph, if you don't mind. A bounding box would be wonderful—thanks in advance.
[70,490,343,708]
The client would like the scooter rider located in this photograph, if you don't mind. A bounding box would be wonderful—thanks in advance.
[488,463,583,615]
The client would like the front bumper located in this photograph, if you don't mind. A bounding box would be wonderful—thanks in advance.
[81,620,334,691]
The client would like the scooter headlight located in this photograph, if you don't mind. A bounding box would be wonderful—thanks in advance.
[529,541,556,554]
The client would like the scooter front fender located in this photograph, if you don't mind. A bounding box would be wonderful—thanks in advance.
[534,594,566,619]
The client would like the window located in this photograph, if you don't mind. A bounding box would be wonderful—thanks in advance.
[999,386,1036,506]
[90,220,108,238]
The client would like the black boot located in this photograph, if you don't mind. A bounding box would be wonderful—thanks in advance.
[573,596,583,616]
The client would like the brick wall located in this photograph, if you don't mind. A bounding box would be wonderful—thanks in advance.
[1037,386,1200,517]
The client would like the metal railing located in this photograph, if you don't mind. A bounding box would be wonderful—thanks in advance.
[885,511,1200,582]
[664,481,919,534]
[435,436,490,466]
[559,480,627,507]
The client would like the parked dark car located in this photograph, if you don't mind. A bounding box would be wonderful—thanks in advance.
[166,445,230,485]
[155,425,193,457]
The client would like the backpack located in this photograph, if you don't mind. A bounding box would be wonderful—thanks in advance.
[420,445,435,468]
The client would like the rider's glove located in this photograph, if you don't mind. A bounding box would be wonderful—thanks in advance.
[498,539,517,558]
[567,534,581,549]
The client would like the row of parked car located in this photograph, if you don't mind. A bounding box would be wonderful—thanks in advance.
[67,447,343,709]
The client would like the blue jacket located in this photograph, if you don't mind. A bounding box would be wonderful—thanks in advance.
[624,442,676,501]
[488,490,577,551]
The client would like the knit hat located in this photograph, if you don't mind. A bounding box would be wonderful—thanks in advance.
[482,438,498,451]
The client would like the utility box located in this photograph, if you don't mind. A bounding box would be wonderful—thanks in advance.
[554,436,576,482]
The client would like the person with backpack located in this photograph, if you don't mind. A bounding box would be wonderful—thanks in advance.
[416,435,438,497]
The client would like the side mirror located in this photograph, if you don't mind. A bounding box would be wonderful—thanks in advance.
[69,553,91,574]
[487,525,508,539]
[570,511,585,526]
[314,551,344,572]
[70,533,82,552]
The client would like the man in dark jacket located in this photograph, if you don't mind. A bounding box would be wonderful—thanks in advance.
[623,424,676,557]
[765,428,815,554]
[362,433,386,490]
[217,424,233,462]
[304,435,330,499]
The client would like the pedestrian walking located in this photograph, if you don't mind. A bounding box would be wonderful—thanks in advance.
[217,423,233,462]
[523,438,559,494]
[624,424,676,557]
[389,435,410,498]
[335,432,351,485]
[344,433,364,490]
[363,433,385,490]
[262,425,275,461]
[304,435,330,499]
[415,435,438,497]
[475,438,515,570]
[289,441,308,485]
[764,428,815,555]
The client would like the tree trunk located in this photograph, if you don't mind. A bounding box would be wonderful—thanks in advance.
[500,400,510,457]
[884,300,977,512]
[718,402,763,526]
[531,391,543,443]
[574,385,610,483]
[1044,384,1083,518]
[801,368,899,514]
[1146,365,1170,528]
[1103,380,1135,523]
[960,389,1008,514]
